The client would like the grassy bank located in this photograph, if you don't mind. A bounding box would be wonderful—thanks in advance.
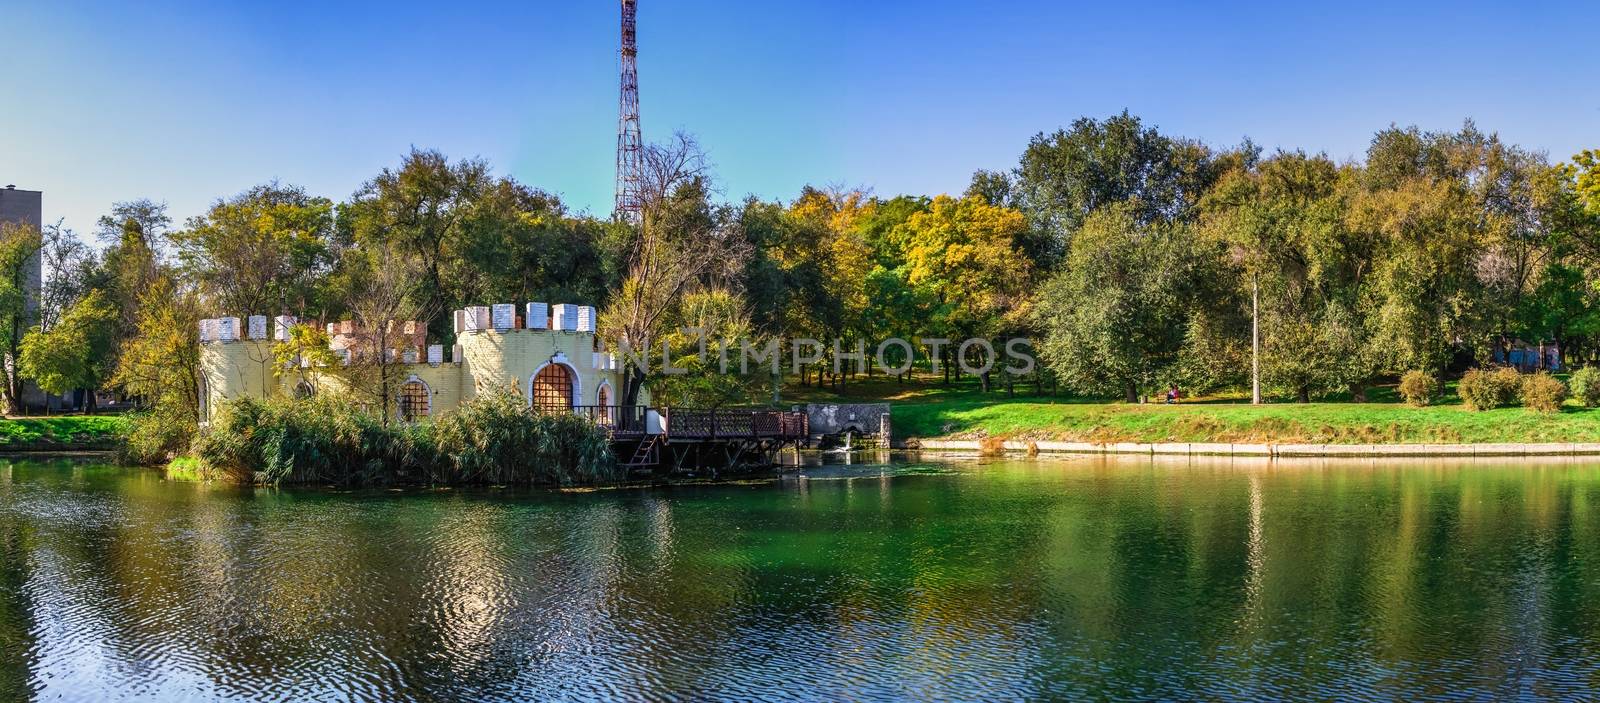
[0,415,129,449]
[783,376,1600,445]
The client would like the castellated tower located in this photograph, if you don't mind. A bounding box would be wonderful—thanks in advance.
[197,302,629,423]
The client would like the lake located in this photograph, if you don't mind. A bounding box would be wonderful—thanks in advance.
[3,455,1600,701]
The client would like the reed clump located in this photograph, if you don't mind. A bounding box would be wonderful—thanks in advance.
[194,390,618,487]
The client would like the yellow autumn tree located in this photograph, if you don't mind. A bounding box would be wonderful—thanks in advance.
[895,195,1033,387]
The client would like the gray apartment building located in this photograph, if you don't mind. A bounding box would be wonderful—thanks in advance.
[0,184,44,321]
[1,185,54,410]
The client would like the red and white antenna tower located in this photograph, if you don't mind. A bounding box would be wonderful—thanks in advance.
[614,0,642,221]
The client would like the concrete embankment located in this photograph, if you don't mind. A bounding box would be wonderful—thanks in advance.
[909,439,1600,457]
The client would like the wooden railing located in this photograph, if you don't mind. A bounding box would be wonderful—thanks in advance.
[661,407,808,439]
[542,405,808,440]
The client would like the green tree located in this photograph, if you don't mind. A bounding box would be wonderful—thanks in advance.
[459,181,613,308]
[101,210,163,339]
[111,275,201,423]
[1014,111,1217,265]
[170,183,337,315]
[340,148,495,339]
[1034,203,1224,402]
[1201,151,1377,401]
[0,222,41,413]
[18,290,119,411]
[1349,176,1481,375]
[648,289,764,408]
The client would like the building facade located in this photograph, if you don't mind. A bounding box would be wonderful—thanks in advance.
[199,302,634,422]
[0,185,52,410]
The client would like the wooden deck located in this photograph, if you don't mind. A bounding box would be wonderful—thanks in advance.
[554,405,810,473]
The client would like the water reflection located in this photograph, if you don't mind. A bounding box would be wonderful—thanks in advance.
[2,456,1600,700]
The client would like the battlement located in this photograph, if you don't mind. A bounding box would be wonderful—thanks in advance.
[453,302,597,334]
[198,302,601,363]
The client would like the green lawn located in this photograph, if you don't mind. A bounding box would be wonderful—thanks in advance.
[781,376,1600,444]
[0,415,130,447]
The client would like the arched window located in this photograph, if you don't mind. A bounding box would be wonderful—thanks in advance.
[596,383,612,425]
[532,363,573,412]
[399,380,430,421]
[294,381,315,399]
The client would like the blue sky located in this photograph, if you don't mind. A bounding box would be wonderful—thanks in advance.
[3,0,1596,236]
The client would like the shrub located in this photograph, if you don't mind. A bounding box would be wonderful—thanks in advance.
[1520,372,1569,414]
[1397,371,1438,407]
[1458,367,1521,411]
[1570,366,1600,408]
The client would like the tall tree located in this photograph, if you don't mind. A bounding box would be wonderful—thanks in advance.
[1201,151,1376,401]
[170,182,337,316]
[600,135,748,408]
[19,290,119,411]
[327,243,422,425]
[0,223,41,413]
[341,148,494,339]
[456,181,613,308]
[1035,203,1225,401]
[36,220,98,332]
[1014,111,1217,265]
[895,195,1034,388]
[111,275,201,422]
[94,199,171,250]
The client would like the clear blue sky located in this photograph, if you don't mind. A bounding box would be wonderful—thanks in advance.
[4,0,1596,236]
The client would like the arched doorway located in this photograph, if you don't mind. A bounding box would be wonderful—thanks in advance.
[399,380,430,422]
[531,363,574,412]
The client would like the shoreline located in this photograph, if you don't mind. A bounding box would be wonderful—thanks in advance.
[906,439,1600,457]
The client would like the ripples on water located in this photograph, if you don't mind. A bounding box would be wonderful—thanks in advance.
[4,456,1600,700]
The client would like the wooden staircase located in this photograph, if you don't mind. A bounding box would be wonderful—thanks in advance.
[623,434,662,472]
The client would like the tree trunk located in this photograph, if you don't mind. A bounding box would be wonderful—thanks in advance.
[1297,386,1310,404]
[623,369,645,408]
[1251,276,1261,405]
[1124,382,1138,404]
[1349,382,1367,403]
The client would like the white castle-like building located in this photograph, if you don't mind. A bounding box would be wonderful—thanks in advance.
[198,303,639,422]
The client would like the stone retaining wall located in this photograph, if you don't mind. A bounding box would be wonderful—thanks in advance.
[806,403,891,438]
[909,439,1600,457]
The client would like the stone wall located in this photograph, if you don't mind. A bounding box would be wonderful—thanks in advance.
[805,403,892,440]
[198,301,627,422]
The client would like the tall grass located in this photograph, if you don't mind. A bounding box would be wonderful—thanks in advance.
[194,390,618,487]
[432,391,618,486]
[120,408,195,465]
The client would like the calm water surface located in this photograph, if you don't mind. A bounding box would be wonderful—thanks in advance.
[3,455,1600,701]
